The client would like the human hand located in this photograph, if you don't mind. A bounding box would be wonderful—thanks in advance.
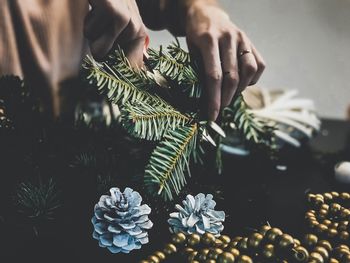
[84,0,147,66]
[185,2,266,121]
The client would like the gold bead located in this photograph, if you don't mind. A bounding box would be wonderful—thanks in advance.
[340,192,350,200]
[337,244,349,251]
[335,247,350,258]
[171,232,186,244]
[219,235,231,244]
[308,193,316,202]
[316,223,328,234]
[214,238,224,248]
[148,255,160,263]
[259,225,272,235]
[327,228,338,238]
[304,234,318,247]
[322,219,331,226]
[277,234,294,250]
[189,261,199,263]
[323,193,333,201]
[197,248,210,261]
[266,228,283,242]
[207,248,223,260]
[247,232,264,249]
[321,204,329,210]
[229,236,242,247]
[318,209,328,219]
[154,251,166,261]
[309,219,319,228]
[187,234,201,246]
[309,252,324,263]
[314,246,329,260]
[262,244,275,259]
[340,209,350,218]
[329,258,339,263]
[294,238,301,247]
[236,255,253,263]
[217,252,235,263]
[306,211,316,218]
[182,247,194,255]
[201,233,216,245]
[187,251,198,261]
[139,261,150,263]
[314,197,324,206]
[293,246,309,262]
[163,243,177,255]
[226,247,240,258]
[204,260,216,263]
[331,191,340,198]
[330,203,342,214]
[317,240,332,252]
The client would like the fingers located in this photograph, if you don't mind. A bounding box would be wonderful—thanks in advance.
[237,34,258,92]
[199,38,222,121]
[89,24,125,60]
[250,45,266,86]
[219,34,239,107]
[120,35,147,67]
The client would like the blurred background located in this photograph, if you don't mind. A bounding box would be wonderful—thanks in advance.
[148,0,350,120]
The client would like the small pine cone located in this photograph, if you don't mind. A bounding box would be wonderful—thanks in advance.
[92,187,153,253]
[168,193,225,237]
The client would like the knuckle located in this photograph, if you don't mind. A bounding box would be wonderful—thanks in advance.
[198,32,215,44]
[259,60,267,71]
[220,30,233,42]
[226,72,239,87]
[245,63,258,75]
[237,30,246,41]
[207,70,222,82]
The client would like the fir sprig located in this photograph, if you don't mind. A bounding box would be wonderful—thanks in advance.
[223,94,276,149]
[144,124,198,200]
[148,44,201,98]
[84,56,170,109]
[107,46,155,89]
[15,178,61,220]
[121,100,191,140]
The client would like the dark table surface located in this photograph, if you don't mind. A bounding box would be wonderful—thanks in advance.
[0,118,349,263]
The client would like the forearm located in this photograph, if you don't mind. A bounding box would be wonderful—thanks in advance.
[136,0,218,35]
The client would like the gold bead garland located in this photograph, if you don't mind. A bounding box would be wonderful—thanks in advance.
[140,192,350,262]
[303,192,350,262]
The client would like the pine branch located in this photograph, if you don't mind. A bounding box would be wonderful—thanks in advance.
[148,47,185,80]
[148,47,201,98]
[107,46,155,89]
[15,178,61,220]
[121,100,191,140]
[84,56,171,108]
[224,94,276,149]
[144,124,198,201]
[167,40,191,65]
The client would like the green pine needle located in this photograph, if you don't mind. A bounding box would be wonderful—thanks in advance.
[144,124,198,201]
[224,94,276,149]
[121,100,191,140]
[84,56,170,108]
[15,178,61,220]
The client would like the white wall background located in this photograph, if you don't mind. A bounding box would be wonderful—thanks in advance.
[147,0,350,119]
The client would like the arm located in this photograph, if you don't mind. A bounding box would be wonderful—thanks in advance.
[138,0,266,121]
